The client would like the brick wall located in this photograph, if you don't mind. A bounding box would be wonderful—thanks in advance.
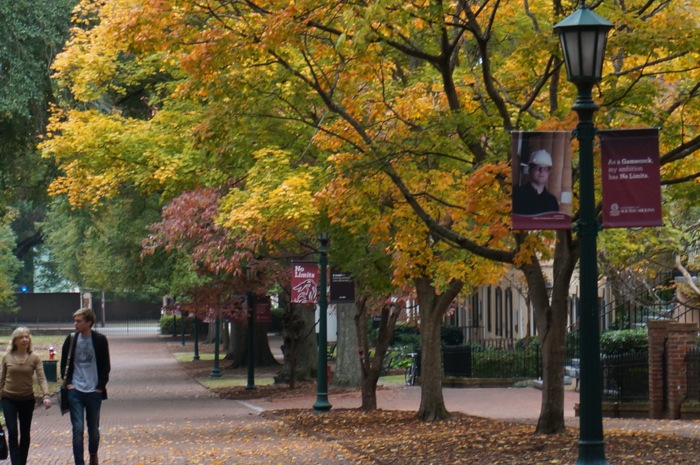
[648,320,699,419]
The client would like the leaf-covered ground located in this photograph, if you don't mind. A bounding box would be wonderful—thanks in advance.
[266,409,700,464]
[175,343,700,464]
[210,375,700,464]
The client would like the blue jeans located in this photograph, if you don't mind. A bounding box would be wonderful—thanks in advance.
[67,389,102,465]
[1,397,35,465]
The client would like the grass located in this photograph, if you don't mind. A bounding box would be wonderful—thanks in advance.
[0,334,66,359]
[172,352,217,362]
[170,348,279,389]
[198,377,277,388]
[379,374,406,385]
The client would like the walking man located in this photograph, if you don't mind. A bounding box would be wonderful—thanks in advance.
[61,308,111,465]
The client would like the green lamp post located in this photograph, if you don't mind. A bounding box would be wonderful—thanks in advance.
[209,315,222,378]
[193,317,200,361]
[313,233,332,412]
[554,4,613,465]
[246,289,256,390]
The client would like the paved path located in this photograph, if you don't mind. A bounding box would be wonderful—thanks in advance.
[25,334,700,464]
[28,334,370,464]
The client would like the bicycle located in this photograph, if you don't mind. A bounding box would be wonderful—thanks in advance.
[404,352,419,386]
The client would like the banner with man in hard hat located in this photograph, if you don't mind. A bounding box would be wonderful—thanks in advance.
[511,131,573,230]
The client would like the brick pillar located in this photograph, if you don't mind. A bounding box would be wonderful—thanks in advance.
[666,323,699,419]
[648,320,670,419]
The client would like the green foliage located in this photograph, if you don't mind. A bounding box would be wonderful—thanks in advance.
[514,336,541,352]
[0,211,21,310]
[159,315,196,336]
[390,324,420,349]
[600,329,648,356]
[0,0,77,277]
[441,326,464,346]
[386,324,464,349]
[0,0,74,119]
[42,194,172,297]
[471,349,540,378]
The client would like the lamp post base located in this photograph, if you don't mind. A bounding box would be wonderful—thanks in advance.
[576,440,609,465]
[313,396,332,413]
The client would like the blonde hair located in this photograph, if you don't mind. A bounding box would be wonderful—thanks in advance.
[9,327,33,353]
[74,307,96,327]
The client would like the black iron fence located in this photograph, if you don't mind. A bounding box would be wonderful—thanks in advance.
[601,351,649,402]
[470,346,541,378]
[686,348,700,401]
[0,320,161,335]
[389,344,541,379]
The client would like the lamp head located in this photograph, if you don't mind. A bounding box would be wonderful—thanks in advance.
[554,6,613,84]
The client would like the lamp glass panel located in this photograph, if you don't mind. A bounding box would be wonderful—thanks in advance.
[594,33,609,79]
[560,30,581,78]
[580,30,599,78]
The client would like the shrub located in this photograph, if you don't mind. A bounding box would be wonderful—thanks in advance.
[441,326,464,346]
[389,325,464,349]
[159,315,196,335]
[514,336,540,352]
[471,349,540,378]
[600,329,648,355]
[391,324,421,349]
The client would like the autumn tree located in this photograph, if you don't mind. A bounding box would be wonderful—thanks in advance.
[43,0,700,434]
[143,187,280,367]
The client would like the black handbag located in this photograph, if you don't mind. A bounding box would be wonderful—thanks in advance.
[57,385,70,416]
[0,424,8,460]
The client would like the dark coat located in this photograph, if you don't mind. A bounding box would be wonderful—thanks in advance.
[513,183,560,216]
[60,331,111,400]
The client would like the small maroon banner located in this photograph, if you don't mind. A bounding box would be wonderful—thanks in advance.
[255,296,272,323]
[599,128,663,228]
[511,131,573,230]
[291,261,318,304]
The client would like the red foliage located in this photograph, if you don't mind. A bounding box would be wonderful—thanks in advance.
[143,188,283,320]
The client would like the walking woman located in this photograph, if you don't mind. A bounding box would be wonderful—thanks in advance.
[0,327,52,465]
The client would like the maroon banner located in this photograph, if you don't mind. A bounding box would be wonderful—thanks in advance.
[255,296,272,323]
[291,261,318,304]
[511,131,573,230]
[600,128,662,228]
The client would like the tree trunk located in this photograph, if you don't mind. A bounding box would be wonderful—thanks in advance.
[333,303,361,387]
[415,276,463,422]
[227,321,247,366]
[520,230,577,434]
[225,321,278,368]
[356,297,402,411]
[205,320,216,344]
[253,324,278,365]
[275,304,317,384]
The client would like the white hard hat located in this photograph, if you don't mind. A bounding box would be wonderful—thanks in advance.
[530,149,553,167]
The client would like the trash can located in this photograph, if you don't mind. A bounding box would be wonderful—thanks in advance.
[43,360,58,383]
[442,345,472,377]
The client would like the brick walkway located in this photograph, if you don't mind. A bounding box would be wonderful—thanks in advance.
[25,334,700,464]
[27,334,371,464]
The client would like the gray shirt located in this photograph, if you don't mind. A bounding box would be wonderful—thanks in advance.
[73,333,99,393]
